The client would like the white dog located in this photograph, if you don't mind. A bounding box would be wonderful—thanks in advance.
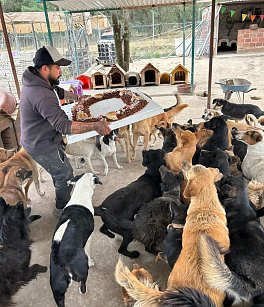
[64,129,123,175]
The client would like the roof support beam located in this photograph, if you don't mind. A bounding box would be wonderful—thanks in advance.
[207,0,215,108]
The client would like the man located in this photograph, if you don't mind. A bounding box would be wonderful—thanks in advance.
[20,46,111,216]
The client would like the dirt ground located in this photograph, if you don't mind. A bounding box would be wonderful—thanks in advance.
[15,52,264,307]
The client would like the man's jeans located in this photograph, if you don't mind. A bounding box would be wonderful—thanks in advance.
[30,145,73,209]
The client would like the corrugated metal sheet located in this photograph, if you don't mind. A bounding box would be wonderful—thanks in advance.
[49,0,206,12]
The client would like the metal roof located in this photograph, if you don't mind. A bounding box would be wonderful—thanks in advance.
[48,0,210,12]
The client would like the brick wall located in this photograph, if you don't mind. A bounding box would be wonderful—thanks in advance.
[237,28,264,53]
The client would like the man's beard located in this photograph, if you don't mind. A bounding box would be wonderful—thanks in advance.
[48,74,61,86]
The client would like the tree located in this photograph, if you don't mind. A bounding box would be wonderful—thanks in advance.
[1,0,58,13]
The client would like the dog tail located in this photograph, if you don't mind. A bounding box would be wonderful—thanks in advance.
[166,103,188,119]
[199,234,251,302]
[160,287,216,307]
[115,259,163,306]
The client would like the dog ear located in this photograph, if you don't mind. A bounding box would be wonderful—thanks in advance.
[187,119,193,125]
[221,115,229,122]
[67,173,85,186]
[93,175,102,185]
[159,165,169,177]
[208,167,223,182]
[253,131,263,143]
[183,179,201,198]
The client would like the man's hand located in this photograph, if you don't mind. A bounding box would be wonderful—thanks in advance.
[94,120,111,136]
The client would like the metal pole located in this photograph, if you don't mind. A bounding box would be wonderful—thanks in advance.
[183,2,186,66]
[0,1,20,98]
[42,0,53,46]
[207,0,216,108]
[152,9,155,49]
[31,21,38,51]
[191,0,196,93]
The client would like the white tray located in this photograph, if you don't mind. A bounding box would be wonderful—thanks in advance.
[61,88,164,144]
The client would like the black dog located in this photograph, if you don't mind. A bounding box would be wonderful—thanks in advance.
[231,128,248,163]
[202,115,229,151]
[212,98,264,120]
[95,149,164,258]
[0,197,47,307]
[50,173,101,307]
[200,176,264,305]
[155,125,177,153]
[199,149,231,176]
[133,165,184,254]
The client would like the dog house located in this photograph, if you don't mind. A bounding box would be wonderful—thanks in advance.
[107,64,126,88]
[125,71,140,87]
[171,64,189,85]
[139,63,160,86]
[89,65,110,89]
[159,72,171,85]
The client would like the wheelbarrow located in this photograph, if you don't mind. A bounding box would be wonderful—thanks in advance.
[215,78,256,103]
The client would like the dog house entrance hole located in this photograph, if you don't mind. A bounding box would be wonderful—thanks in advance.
[145,70,156,83]
[111,72,122,85]
[160,73,170,84]
[95,74,104,86]
[174,71,186,83]
[128,76,138,86]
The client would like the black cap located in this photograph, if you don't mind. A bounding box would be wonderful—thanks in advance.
[33,46,71,67]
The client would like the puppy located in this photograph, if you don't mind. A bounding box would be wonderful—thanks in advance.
[202,108,223,121]
[94,149,164,258]
[50,173,101,307]
[0,197,47,306]
[64,129,122,175]
[115,163,229,307]
[131,93,188,159]
[233,129,264,182]
[200,176,264,306]
[212,98,264,120]
[0,147,44,197]
[133,166,184,254]
[203,115,229,151]
[0,166,33,206]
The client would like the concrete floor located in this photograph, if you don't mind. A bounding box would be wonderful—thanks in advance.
[14,54,264,306]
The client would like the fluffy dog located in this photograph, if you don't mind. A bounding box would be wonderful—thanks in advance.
[115,163,229,306]
[203,116,229,151]
[94,149,164,258]
[212,98,264,120]
[50,173,101,307]
[199,176,264,305]
[64,129,122,175]
[131,93,188,159]
[233,129,264,182]
[0,197,47,306]
[133,165,184,254]
[0,147,44,197]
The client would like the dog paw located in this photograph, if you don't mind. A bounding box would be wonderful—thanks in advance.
[103,170,108,176]
[131,156,136,160]
[88,257,95,267]
[117,165,123,170]
[130,251,140,259]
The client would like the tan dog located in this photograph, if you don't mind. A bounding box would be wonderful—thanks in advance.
[121,263,158,306]
[245,114,264,129]
[0,148,44,197]
[0,147,16,163]
[0,166,33,206]
[165,126,206,173]
[115,163,229,307]
[131,94,188,160]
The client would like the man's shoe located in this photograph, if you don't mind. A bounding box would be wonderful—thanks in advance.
[53,208,63,218]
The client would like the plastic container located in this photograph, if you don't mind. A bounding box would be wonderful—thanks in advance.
[75,75,92,90]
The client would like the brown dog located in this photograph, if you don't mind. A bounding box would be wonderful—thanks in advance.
[165,126,206,174]
[0,148,44,197]
[0,166,33,206]
[115,164,229,307]
[131,94,188,160]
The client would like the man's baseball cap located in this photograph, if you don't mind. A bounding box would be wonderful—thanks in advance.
[33,46,71,67]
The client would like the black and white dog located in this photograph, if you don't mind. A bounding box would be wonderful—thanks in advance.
[50,173,102,307]
[64,129,123,175]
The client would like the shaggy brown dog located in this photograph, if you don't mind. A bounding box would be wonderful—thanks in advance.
[131,94,188,160]
[115,163,229,307]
